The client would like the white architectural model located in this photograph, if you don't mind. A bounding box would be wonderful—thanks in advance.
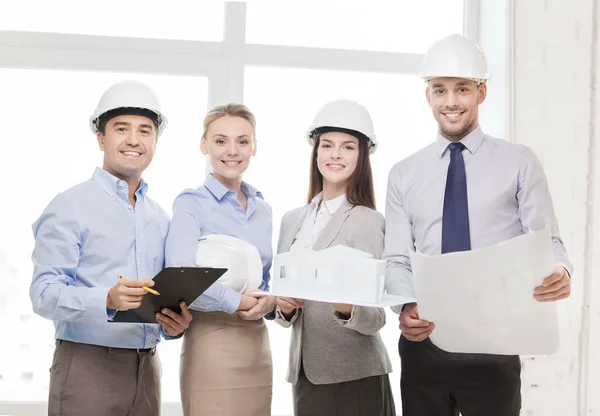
[262,245,415,307]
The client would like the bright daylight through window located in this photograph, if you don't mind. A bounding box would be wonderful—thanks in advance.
[0,1,465,415]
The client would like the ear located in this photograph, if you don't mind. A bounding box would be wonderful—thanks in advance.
[252,139,257,157]
[97,132,105,151]
[200,138,208,155]
[477,82,488,105]
[425,87,432,108]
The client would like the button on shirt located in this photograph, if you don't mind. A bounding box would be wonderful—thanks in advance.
[383,126,573,311]
[30,167,170,348]
[291,192,347,251]
[165,174,273,314]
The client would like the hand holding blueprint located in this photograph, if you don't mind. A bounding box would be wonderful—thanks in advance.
[410,220,559,355]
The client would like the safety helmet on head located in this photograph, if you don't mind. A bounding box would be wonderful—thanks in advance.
[419,34,490,84]
[89,80,168,136]
[307,99,378,154]
[196,235,263,295]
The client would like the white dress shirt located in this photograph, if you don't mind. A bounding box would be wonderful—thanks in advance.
[383,125,573,312]
[290,192,348,251]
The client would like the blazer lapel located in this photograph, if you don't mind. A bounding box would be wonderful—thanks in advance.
[279,205,311,253]
[312,200,354,250]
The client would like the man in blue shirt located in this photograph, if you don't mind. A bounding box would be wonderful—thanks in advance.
[30,81,192,416]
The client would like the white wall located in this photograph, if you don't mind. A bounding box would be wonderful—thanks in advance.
[509,0,599,414]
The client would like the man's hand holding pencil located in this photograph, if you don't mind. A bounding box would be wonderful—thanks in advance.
[106,275,158,311]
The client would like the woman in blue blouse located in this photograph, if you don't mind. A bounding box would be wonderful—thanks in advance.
[165,103,275,416]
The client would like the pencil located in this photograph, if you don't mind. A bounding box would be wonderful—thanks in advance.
[117,275,160,295]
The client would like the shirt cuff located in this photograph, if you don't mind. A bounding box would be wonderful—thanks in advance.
[275,305,298,323]
[160,326,185,340]
[555,263,573,278]
[264,306,277,320]
[221,289,242,314]
[106,308,117,320]
[390,304,404,314]
[85,286,112,321]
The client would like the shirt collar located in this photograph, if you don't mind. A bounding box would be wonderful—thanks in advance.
[436,125,485,157]
[310,192,347,216]
[91,167,148,198]
[203,173,261,201]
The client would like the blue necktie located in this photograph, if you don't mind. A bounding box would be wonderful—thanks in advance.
[441,142,471,254]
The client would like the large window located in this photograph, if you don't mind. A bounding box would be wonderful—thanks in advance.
[0,0,224,41]
[246,1,464,53]
[0,2,469,415]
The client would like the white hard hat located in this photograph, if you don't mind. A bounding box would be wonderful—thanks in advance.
[307,99,378,154]
[196,235,263,294]
[89,80,168,136]
[420,34,490,84]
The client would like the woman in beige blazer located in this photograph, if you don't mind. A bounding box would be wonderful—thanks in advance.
[274,99,395,416]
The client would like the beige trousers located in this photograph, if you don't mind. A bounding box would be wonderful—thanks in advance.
[180,311,273,416]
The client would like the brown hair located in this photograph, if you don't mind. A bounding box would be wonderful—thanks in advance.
[307,133,376,210]
[201,103,257,147]
[97,108,159,135]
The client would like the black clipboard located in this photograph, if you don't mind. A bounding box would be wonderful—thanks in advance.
[109,267,227,324]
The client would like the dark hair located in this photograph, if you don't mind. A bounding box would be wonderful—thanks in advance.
[307,131,376,210]
[97,107,159,135]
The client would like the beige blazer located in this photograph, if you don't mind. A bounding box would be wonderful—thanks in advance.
[274,200,393,385]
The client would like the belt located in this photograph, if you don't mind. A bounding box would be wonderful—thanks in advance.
[132,347,156,354]
[57,339,157,355]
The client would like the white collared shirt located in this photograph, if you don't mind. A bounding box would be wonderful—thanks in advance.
[290,192,347,251]
[383,125,573,311]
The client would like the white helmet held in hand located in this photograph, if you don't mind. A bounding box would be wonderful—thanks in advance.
[420,34,490,84]
[90,80,168,136]
[196,235,263,294]
[307,99,378,154]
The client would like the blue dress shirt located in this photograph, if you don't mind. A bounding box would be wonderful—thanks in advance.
[30,167,170,349]
[165,174,273,314]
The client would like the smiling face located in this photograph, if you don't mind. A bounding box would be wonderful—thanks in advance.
[97,114,158,181]
[201,115,256,186]
[316,131,359,189]
[426,77,487,141]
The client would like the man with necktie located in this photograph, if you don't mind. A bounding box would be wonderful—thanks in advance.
[30,81,192,415]
[383,34,573,416]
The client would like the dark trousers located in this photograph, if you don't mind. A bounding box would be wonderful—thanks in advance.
[398,335,521,416]
[49,339,161,416]
[293,363,396,416]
